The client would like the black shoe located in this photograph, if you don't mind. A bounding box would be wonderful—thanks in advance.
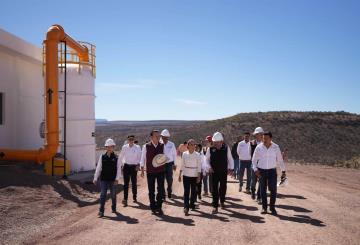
[212,207,218,214]
[239,186,242,192]
[220,203,225,209]
[251,193,256,200]
[151,209,157,215]
[257,199,262,205]
[112,209,117,213]
[245,189,251,194]
[270,207,277,216]
[261,208,268,214]
[133,197,137,203]
[98,211,104,218]
[184,208,189,216]
[122,200,128,207]
[158,209,164,215]
[190,204,196,211]
[168,193,172,199]
[198,195,202,200]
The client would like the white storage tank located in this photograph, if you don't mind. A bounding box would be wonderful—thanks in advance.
[56,43,96,172]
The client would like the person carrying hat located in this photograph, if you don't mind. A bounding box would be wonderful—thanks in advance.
[178,139,202,215]
[252,131,286,215]
[160,129,177,199]
[205,132,234,214]
[118,135,142,207]
[140,130,167,215]
[93,138,122,217]
[250,127,264,204]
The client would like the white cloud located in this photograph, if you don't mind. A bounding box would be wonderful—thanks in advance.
[174,99,207,105]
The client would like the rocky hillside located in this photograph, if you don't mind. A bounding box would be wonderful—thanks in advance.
[96,111,360,167]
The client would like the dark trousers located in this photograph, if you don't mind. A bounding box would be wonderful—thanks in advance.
[123,164,138,200]
[251,168,261,200]
[202,174,209,193]
[259,168,277,210]
[211,173,227,208]
[164,161,174,196]
[183,176,197,209]
[99,180,116,213]
[239,160,251,190]
[147,171,165,210]
[196,173,203,198]
[233,159,240,179]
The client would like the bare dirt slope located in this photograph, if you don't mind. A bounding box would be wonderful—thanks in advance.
[1,163,359,245]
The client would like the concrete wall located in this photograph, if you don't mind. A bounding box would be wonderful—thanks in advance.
[0,28,44,149]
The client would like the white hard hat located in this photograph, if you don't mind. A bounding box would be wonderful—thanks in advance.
[161,129,170,137]
[104,138,116,147]
[253,127,264,135]
[212,132,224,142]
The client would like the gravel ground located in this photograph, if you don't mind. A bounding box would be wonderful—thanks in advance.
[1,161,359,245]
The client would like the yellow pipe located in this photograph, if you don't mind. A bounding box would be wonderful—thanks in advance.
[0,24,89,163]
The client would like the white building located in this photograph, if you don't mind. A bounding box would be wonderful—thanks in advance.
[0,27,96,172]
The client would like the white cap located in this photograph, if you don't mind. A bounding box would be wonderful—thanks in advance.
[104,138,116,147]
[161,129,170,137]
[253,127,264,135]
[212,132,224,142]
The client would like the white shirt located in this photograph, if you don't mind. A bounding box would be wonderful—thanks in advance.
[118,144,142,166]
[180,151,202,177]
[205,145,234,171]
[252,142,286,172]
[163,140,177,165]
[93,152,122,181]
[237,140,251,161]
[140,141,160,168]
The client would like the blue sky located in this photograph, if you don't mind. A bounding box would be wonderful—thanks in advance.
[1,0,359,120]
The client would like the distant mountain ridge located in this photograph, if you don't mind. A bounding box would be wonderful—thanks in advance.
[96,111,360,167]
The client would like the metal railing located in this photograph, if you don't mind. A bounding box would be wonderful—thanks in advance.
[42,41,96,77]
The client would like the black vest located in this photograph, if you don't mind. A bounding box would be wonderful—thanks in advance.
[210,144,228,175]
[100,152,118,181]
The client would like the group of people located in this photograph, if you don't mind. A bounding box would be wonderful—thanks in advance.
[93,127,287,218]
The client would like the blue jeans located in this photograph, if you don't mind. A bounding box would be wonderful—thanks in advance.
[233,159,240,178]
[258,168,277,210]
[99,180,117,213]
[164,162,174,196]
[239,160,251,190]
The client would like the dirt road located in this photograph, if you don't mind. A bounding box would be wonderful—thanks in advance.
[16,164,360,245]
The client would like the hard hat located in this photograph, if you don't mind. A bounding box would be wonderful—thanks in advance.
[205,135,213,142]
[104,138,116,147]
[161,129,170,137]
[253,127,264,135]
[152,154,169,168]
[212,132,224,142]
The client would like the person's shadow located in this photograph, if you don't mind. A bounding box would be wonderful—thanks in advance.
[276,214,325,227]
[102,212,139,224]
[155,214,195,226]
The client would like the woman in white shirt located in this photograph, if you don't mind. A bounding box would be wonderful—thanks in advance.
[178,139,202,215]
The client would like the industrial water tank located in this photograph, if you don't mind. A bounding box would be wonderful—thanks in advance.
[56,42,96,172]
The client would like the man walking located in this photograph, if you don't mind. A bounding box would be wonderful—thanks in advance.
[231,136,241,179]
[205,132,234,214]
[250,127,264,204]
[118,135,142,207]
[161,129,177,199]
[237,132,252,193]
[140,130,166,215]
[252,131,286,215]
